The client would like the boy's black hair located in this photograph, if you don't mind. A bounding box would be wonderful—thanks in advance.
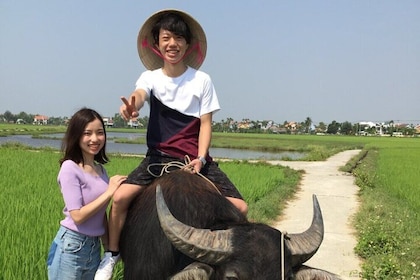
[152,12,192,45]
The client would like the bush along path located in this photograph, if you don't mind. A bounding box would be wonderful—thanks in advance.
[269,150,362,279]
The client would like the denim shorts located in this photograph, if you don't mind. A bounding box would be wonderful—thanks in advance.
[47,225,101,280]
[125,154,244,199]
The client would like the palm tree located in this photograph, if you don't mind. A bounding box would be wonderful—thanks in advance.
[304,117,312,133]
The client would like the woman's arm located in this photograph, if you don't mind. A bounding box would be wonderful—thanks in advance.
[69,175,126,225]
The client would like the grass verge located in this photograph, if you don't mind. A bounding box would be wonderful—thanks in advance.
[352,148,419,279]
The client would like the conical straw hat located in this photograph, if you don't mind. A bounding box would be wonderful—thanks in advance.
[137,9,207,70]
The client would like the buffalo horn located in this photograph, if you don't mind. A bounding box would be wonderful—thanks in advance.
[285,194,324,267]
[156,185,234,264]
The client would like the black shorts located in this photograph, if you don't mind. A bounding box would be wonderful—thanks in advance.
[125,154,243,200]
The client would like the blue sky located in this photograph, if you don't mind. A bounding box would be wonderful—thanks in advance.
[1,0,419,124]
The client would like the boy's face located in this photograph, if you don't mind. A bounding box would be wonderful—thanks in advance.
[156,29,189,65]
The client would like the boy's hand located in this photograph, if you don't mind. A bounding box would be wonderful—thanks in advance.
[184,158,203,174]
[120,96,139,121]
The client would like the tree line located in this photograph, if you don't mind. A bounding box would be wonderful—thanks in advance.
[1,110,418,136]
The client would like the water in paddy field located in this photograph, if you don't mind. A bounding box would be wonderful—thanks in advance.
[0,133,305,160]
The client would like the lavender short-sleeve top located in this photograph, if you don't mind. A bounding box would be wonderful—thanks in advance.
[58,160,109,237]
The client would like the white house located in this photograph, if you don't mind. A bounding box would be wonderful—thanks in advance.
[103,117,114,128]
[33,115,48,125]
[128,119,139,128]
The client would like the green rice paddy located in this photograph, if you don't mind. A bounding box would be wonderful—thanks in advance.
[1,132,419,279]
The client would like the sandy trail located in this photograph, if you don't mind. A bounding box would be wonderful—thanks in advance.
[268,150,362,279]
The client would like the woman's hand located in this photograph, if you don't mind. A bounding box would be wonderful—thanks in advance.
[107,175,127,195]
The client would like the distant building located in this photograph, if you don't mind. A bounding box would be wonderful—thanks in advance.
[285,121,298,131]
[357,121,390,136]
[128,119,139,128]
[415,125,420,135]
[33,115,49,125]
[103,117,114,128]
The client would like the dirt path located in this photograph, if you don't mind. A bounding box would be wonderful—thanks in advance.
[268,150,362,279]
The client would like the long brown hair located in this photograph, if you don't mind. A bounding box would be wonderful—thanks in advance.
[59,108,109,166]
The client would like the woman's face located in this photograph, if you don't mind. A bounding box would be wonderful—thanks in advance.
[79,118,105,158]
[156,28,189,65]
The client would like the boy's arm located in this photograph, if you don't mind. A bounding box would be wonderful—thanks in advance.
[191,112,212,172]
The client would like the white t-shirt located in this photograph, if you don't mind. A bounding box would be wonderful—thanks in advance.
[135,66,220,117]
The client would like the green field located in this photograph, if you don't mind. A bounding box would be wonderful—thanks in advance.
[0,130,419,279]
[0,144,299,279]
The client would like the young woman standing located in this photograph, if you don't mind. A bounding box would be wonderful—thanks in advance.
[47,108,126,279]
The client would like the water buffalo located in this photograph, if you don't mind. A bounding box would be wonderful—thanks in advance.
[120,170,341,279]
